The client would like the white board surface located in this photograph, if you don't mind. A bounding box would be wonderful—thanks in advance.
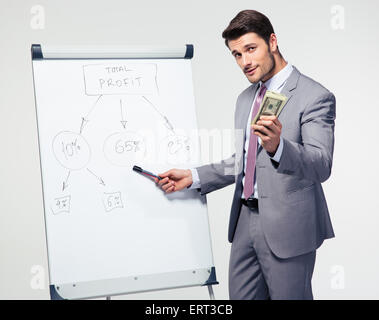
[32,57,214,294]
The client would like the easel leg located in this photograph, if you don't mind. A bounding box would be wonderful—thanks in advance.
[207,285,215,300]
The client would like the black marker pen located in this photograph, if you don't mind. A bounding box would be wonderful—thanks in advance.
[132,165,162,180]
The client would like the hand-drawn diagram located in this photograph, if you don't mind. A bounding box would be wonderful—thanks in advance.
[83,64,158,96]
[51,195,71,215]
[141,95,192,163]
[102,192,123,212]
[160,134,192,164]
[52,131,91,170]
[103,131,146,166]
[50,62,193,215]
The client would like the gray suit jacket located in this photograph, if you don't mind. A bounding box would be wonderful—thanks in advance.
[196,66,336,259]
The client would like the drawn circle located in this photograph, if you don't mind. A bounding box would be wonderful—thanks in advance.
[52,131,91,170]
[159,135,192,164]
[103,131,146,166]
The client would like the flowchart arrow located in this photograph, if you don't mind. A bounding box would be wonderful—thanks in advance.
[86,168,106,186]
[79,95,103,134]
[142,96,175,133]
[62,170,71,191]
[120,99,127,129]
[79,117,89,134]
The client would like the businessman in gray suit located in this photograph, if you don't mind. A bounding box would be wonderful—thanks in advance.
[155,10,336,300]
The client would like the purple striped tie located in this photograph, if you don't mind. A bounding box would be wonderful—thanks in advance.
[243,83,267,199]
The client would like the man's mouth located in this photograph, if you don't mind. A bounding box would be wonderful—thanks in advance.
[245,66,257,75]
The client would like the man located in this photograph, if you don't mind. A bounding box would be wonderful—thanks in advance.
[154,10,336,300]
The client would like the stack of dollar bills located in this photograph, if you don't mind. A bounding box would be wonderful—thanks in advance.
[251,91,288,125]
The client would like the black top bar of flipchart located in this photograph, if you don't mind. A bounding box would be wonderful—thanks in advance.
[31,44,43,60]
[31,44,194,60]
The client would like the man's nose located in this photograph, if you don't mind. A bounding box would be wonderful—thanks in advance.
[242,54,252,67]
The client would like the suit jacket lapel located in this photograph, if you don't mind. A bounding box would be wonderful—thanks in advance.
[276,65,301,117]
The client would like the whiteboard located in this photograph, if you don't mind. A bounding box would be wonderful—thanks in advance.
[31,46,216,299]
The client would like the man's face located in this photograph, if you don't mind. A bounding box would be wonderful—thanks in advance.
[228,32,275,84]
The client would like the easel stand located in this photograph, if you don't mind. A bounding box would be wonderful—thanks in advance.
[207,284,215,300]
[105,284,216,300]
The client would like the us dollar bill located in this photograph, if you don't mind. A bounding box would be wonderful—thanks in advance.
[251,91,288,125]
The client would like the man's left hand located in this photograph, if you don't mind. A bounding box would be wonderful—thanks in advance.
[251,115,282,155]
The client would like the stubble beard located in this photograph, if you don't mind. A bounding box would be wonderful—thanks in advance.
[249,49,276,84]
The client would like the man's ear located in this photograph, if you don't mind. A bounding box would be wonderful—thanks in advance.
[269,33,279,53]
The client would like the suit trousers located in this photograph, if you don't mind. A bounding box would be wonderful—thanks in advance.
[229,204,316,300]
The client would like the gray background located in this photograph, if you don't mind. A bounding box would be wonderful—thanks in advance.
[0,0,378,299]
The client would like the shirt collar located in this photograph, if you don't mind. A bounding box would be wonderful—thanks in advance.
[259,62,293,92]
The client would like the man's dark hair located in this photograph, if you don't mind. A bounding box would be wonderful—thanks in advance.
[222,10,275,48]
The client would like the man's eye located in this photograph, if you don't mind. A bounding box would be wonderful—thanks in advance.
[248,47,256,51]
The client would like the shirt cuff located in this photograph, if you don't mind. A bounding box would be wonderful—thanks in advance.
[187,168,201,189]
[269,136,284,162]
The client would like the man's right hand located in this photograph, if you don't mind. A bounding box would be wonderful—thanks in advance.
[154,169,193,194]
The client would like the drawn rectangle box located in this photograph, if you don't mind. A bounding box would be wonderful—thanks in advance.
[83,63,158,96]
